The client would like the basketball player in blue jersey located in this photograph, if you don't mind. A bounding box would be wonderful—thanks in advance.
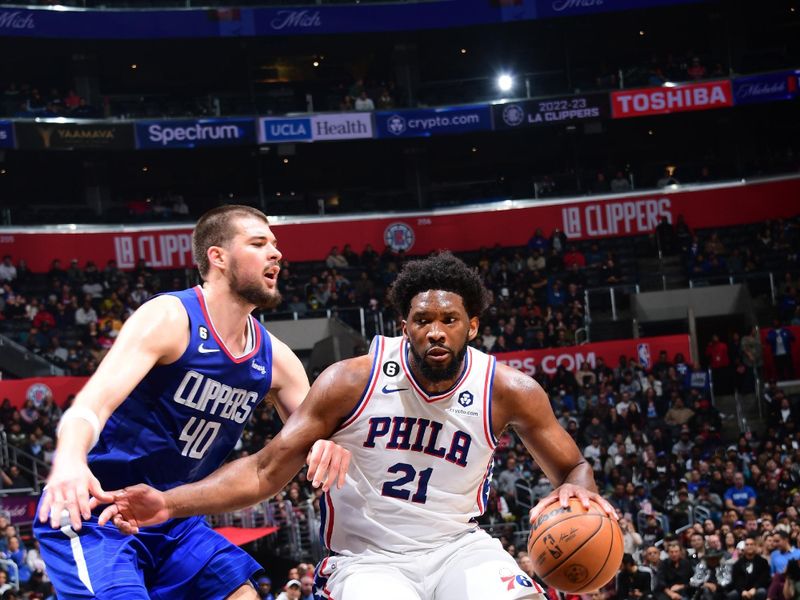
[35,205,351,599]
[95,252,617,600]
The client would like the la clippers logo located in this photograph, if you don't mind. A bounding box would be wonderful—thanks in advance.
[458,391,474,407]
[383,222,415,252]
[499,568,535,591]
[502,104,525,127]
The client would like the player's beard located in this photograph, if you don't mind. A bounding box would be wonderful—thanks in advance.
[409,336,469,383]
[229,258,282,309]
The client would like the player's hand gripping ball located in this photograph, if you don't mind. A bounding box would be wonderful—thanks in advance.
[528,497,623,593]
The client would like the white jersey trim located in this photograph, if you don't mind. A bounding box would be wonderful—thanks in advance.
[339,335,385,431]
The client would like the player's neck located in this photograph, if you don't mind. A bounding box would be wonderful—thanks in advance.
[200,283,254,353]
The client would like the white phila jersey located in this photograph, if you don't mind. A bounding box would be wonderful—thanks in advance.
[320,335,499,556]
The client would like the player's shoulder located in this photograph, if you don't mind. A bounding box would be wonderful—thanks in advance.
[130,293,187,325]
[315,354,375,396]
[492,361,544,398]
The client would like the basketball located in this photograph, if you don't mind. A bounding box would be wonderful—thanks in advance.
[528,497,623,594]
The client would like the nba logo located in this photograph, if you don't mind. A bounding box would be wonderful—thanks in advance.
[637,343,651,369]
[458,391,473,407]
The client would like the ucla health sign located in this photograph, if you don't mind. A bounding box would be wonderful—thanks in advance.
[374,105,492,139]
[0,120,15,149]
[732,71,798,106]
[258,113,373,143]
[135,118,256,149]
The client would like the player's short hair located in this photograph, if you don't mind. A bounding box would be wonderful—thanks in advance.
[388,251,491,319]
[193,205,269,279]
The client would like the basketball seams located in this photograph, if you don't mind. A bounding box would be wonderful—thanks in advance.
[536,515,604,579]
[572,516,619,593]
[529,511,603,548]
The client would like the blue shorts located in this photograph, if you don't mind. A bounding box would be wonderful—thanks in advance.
[34,500,262,599]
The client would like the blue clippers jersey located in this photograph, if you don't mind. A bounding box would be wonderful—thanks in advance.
[88,286,273,492]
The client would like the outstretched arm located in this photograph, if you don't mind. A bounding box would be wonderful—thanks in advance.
[39,295,188,530]
[490,363,616,523]
[97,356,371,531]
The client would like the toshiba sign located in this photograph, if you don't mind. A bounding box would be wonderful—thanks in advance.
[611,80,733,119]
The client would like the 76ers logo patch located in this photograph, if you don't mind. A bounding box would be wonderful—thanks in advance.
[383,222,415,253]
[499,568,536,591]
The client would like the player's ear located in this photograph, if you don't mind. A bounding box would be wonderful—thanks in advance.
[467,317,479,341]
[207,245,225,272]
[400,319,409,339]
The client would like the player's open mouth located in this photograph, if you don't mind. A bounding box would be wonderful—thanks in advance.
[263,266,279,281]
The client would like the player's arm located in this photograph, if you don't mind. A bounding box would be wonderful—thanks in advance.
[38,295,188,530]
[266,333,310,422]
[263,332,350,487]
[97,355,371,533]
[490,363,617,523]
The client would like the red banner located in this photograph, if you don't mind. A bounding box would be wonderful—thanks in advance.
[1,176,798,272]
[494,334,691,377]
[611,80,733,119]
[759,326,800,381]
[0,376,87,410]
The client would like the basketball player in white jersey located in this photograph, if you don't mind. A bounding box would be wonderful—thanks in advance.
[95,251,616,600]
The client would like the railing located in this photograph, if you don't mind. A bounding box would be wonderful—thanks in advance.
[207,496,314,561]
[2,444,49,494]
[259,306,395,339]
[585,284,640,322]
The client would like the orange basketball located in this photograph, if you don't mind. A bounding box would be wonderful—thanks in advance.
[528,497,623,594]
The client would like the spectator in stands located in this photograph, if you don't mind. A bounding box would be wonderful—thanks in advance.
[256,576,274,600]
[706,334,732,394]
[276,579,301,600]
[325,246,348,269]
[729,535,771,600]
[591,172,611,194]
[354,90,375,111]
[74,296,97,327]
[659,543,694,600]
[611,171,632,193]
[766,321,795,380]
[0,571,10,596]
[563,245,586,269]
[299,576,313,600]
[2,536,30,585]
[0,256,16,283]
[527,228,549,253]
[377,88,394,109]
[657,167,680,188]
[618,552,653,600]
[687,57,708,80]
[770,531,800,575]
[63,89,81,111]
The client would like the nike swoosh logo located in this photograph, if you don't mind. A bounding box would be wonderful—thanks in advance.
[198,344,220,354]
[381,385,408,394]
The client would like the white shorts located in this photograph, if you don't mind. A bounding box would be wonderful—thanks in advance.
[314,529,545,600]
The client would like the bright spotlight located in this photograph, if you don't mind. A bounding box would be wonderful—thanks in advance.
[497,74,514,93]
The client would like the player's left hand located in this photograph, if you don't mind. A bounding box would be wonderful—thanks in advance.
[528,483,618,525]
[306,440,351,492]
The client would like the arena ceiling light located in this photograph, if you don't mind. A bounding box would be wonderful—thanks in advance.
[496,74,514,93]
